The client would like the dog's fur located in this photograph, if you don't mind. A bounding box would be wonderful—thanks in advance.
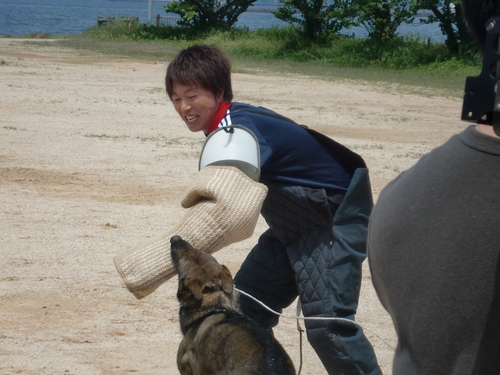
[170,235,296,375]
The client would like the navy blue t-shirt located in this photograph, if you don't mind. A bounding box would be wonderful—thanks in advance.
[216,102,352,194]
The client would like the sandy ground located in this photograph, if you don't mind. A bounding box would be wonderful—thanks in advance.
[0,38,466,375]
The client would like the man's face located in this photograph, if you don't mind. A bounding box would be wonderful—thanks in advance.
[171,82,223,134]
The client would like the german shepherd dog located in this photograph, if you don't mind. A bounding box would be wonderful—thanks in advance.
[170,235,296,375]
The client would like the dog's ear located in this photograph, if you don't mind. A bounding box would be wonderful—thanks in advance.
[179,277,203,301]
[188,279,204,301]
[218,265,234,295]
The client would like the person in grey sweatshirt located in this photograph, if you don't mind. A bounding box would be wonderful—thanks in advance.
[367,1,500,374]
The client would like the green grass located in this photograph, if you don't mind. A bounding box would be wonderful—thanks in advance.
[11,22,482,98]
[1,32,54,39]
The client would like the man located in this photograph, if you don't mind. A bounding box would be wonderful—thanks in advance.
[115,45,381,375]
[367,1,500,374]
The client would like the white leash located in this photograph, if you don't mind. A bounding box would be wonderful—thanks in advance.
[235,287,396,356]
[295,299,305,375]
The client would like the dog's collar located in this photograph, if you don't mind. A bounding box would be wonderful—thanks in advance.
[181,307,240,335]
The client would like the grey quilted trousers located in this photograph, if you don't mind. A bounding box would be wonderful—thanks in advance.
[234,168,382,375]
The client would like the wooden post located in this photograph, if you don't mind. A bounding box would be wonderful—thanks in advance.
[97,17,108,27]
[148,0,153,24]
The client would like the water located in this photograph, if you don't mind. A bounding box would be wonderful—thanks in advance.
[0,0,445,42]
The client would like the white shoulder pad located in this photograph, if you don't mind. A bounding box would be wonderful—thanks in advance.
[199,125,260,181]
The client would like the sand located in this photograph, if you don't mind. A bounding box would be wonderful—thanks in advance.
[0,38,465,374]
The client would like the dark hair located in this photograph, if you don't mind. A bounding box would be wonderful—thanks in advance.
[165,45,233,102]
[462,0,500,51]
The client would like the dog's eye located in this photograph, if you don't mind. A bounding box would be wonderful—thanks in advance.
[178,288,191,299]
[201,281,220,294]
[201,285,216,294]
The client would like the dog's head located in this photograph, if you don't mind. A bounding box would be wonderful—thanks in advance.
[170,236,237,309]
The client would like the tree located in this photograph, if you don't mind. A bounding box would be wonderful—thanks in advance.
[417,0,475,53]
[273,0,356,39]
[351,0,419,43]
[163,0,258,31]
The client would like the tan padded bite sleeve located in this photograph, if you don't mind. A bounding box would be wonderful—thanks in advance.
[113,166,268,299]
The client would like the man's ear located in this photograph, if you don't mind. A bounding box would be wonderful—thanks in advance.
[216,92,225,104]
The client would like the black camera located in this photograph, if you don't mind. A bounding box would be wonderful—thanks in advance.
[462,16,500,134]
